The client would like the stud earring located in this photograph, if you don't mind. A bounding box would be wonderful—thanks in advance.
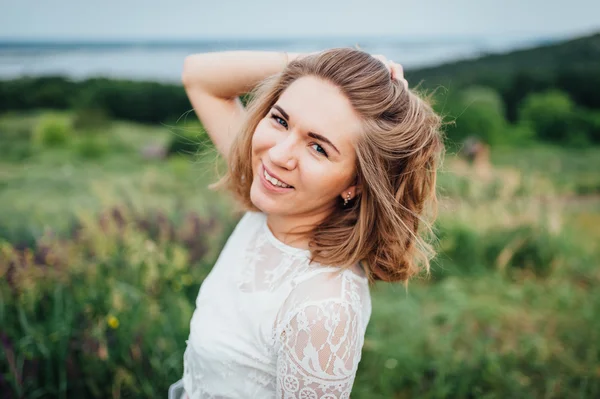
[343,192,351,206]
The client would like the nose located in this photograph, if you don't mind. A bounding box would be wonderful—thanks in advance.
[267,133,298,171]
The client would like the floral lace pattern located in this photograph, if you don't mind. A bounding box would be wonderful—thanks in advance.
[275,302,361,398]
[182,212,371,398]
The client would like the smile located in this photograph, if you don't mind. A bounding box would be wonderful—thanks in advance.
[263,169,292,188]
[264,169,292,188]
[260,164,294,192]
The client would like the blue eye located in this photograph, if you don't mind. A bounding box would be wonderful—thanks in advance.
[311,143,328,157]
[270,113,288,129]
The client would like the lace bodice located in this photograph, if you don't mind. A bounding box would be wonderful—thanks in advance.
[182,211,372,398]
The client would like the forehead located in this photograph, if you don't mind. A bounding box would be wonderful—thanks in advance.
[276,76,363,146]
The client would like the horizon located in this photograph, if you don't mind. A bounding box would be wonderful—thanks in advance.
[1,24,597,83]
[1,29,598,43]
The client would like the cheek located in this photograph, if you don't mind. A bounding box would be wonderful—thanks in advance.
[252,120,275,154]
[302,162,351,194]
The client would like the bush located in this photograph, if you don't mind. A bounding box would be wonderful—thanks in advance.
[0,205,226,398]
[570,109,600,144]
[444,87,509,146]
[518,90,576,143]
[32,114,72,147]
[518,90,600,145]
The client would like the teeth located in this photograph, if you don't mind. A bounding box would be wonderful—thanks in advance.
[264,169,291,188]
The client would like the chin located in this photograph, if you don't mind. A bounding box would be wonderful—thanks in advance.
[249,177,277,214]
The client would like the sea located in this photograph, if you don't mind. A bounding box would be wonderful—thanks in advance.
[0,36,552,83]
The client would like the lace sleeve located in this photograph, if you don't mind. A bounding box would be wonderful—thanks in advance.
[275,299,364,399]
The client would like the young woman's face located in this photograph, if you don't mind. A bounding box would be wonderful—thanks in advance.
[250,76,362,219]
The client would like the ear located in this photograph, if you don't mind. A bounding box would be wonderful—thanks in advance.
[339,183,361,202]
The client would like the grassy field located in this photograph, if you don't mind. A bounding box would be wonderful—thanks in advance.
[1,110,599,398]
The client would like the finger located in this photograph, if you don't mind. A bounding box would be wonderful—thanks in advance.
[390,62,404,81]
[390,64,408,89]
[388,59,396,80]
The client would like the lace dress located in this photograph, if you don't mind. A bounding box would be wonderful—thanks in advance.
[180,211,372,398]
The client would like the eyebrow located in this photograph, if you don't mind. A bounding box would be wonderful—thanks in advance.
[272,104,341,155]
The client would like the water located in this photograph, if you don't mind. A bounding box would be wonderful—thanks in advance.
[0,36,548,83]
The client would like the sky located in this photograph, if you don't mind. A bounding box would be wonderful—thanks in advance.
[1,0,599,40]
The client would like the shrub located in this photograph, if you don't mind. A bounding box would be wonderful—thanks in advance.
[444,87,509,146]
[570,109,600,144]
[518,90,600,145]
[0,205,227,398]
[32,114,72,147]
[518,90,575,143]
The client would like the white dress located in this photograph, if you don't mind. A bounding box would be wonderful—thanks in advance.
[181,211,372,399]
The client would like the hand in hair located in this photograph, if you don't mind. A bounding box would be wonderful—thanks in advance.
[371,54,409,90]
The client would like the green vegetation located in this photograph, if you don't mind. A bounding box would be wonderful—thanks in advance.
[0,77,190,124]
[406,32,600,114]
[1,32,599,398]
[407,32,600,148]
[0,109,598,398]
[3,32,599,148]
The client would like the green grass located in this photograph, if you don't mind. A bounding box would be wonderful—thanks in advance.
[0,112,228,242]
[1,110,599,398]
[489,144,600,195]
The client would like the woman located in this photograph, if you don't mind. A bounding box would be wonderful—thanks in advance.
[172,48,444,398]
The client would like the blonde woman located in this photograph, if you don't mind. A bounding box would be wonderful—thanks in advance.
[171,48,444,399]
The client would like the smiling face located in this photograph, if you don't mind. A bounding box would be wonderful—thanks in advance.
[250,76,363,221]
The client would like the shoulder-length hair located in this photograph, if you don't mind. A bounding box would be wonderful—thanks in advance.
[212,48,445,284]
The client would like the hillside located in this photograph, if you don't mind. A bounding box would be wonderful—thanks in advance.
[406,31,600,121]
[407,31,600,88]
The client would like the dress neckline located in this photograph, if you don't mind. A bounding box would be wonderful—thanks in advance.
[261,216,312,258]
[259,214,369,283]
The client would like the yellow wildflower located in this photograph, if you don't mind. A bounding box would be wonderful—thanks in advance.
[107,315,120,329]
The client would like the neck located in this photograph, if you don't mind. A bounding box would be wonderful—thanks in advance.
[265,208,331,250]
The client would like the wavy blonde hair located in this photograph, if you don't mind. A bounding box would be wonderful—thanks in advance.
[213,48,445,284]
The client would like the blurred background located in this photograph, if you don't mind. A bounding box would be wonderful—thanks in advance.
[1,0,599,398]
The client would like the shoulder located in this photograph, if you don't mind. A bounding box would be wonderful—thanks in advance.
[229,210,265,235]
[238,210,266,225]
[272,269,371,384]
[276,267,372,337]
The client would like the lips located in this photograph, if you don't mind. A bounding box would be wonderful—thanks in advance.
[262,163,294,188]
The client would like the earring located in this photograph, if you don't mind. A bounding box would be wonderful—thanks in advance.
[343,192,351,206]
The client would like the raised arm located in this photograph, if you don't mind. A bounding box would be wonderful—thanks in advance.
[181,51,300,158]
